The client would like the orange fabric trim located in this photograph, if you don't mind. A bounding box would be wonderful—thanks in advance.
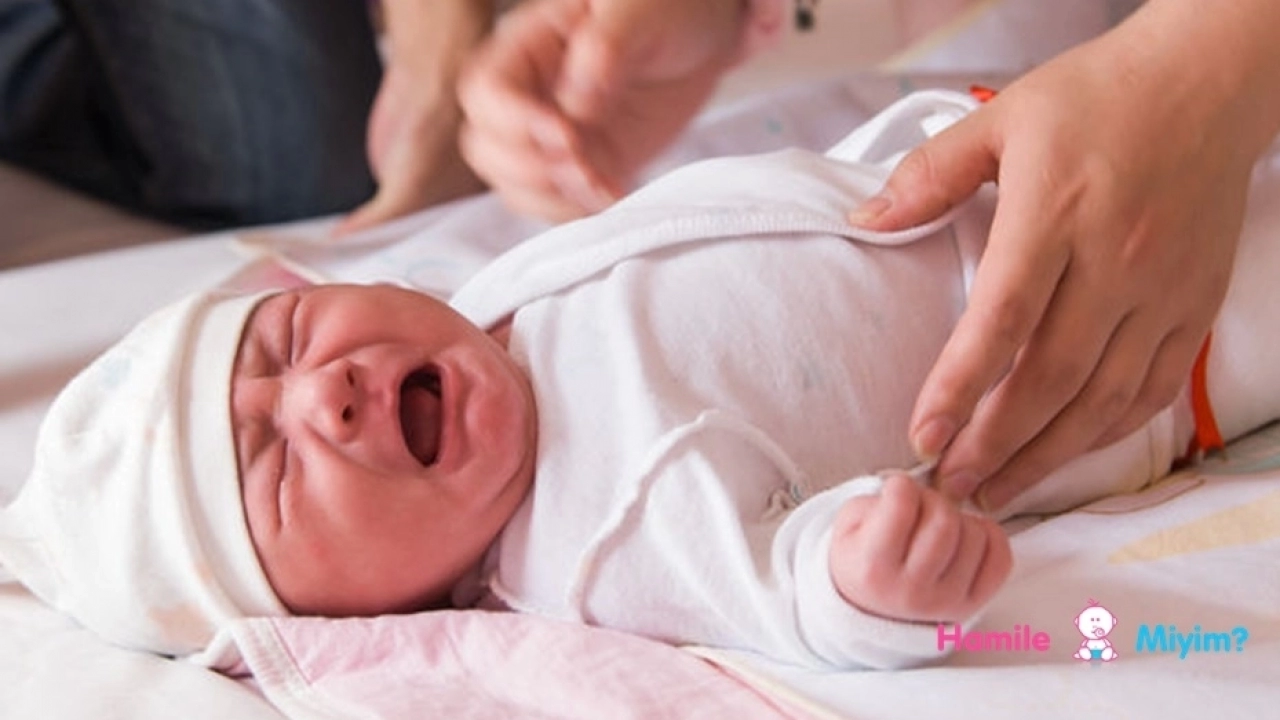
[969,85,998,103]
[1186,332,1225,459]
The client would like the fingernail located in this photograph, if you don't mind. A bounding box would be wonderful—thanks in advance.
[912,417,955,462]
[848,193,892,227]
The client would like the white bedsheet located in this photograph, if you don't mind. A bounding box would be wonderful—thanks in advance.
[699,443,1280,719]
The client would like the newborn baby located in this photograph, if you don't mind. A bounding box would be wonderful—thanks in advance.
[231,283,1009,641]
[4,90,1278,671]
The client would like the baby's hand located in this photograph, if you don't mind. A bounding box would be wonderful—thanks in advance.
[828,473,1012,623]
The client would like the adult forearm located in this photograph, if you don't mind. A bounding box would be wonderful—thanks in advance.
[335,0,495,232]
[379,0,494,76]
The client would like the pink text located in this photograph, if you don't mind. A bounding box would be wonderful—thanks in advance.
[937,624,1051,652]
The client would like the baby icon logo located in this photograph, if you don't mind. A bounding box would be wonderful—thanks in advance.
[1074,599,1118,662]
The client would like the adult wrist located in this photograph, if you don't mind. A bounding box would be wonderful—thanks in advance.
[1118,0,1280,160]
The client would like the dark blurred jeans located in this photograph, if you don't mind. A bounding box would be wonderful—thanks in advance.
[0,0,380,228]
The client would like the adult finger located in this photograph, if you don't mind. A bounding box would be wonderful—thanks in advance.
[497,181,597,223]
[934,242,1128,499]
[460,64,579,165]
[338,126,485,236]
[555,1,628,123]
[336,191,402,236]
[1090,327,1204,450]
[477,157,594,221]
[848,107,999,231]
[335,166,435,237]
[556,0,738,123]
[459,122,563,194]
[458,0,582,158]
[971,312,1163,511]
[459,124,606,220]
[911,172,1071,470]
[459,92,602,199]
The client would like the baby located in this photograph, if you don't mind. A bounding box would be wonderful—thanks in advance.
[3,91,1279,671]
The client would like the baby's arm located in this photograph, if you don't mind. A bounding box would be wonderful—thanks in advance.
[828,474,1012,625]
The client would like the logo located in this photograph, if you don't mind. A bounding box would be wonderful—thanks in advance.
[1073,599,1118,662]
[934,597,1251,662]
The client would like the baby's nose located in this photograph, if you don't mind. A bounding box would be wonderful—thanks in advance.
[282,360,360,442]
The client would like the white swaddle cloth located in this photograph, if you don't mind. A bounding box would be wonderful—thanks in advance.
[0,290,286,661]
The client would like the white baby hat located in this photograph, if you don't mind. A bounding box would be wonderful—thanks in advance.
[0,290,287,660]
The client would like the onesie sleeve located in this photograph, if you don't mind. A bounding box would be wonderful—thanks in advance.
[775,478,955,670]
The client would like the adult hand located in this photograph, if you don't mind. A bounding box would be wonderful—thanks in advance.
[337,0,490,235]
[458,0,745,222]
[852,1,1280,511]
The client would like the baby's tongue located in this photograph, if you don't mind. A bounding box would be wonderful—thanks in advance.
[400,381,442,466]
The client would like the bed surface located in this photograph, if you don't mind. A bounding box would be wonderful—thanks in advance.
[703,437,1280,719]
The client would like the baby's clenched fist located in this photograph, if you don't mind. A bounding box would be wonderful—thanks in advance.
[828,473,1012,623]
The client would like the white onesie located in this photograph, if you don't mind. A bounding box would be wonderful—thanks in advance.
[449,92,1178,671]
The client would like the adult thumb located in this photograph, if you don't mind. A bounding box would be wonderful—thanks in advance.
[334,192,398,237]
[333,159,418,237]
[849,110,999,232]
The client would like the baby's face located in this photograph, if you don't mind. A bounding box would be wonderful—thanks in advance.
[230,284,537,616]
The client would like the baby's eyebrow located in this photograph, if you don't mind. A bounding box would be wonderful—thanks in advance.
[232,415,266,481]
[280,292,300,367]
[234,303,271,376]
[236,293,294,377]
[231,299,281,477]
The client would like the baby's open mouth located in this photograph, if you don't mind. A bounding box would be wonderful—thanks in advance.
[399,367,443,467]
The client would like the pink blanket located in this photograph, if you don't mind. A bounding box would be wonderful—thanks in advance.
[222,609,807,719]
